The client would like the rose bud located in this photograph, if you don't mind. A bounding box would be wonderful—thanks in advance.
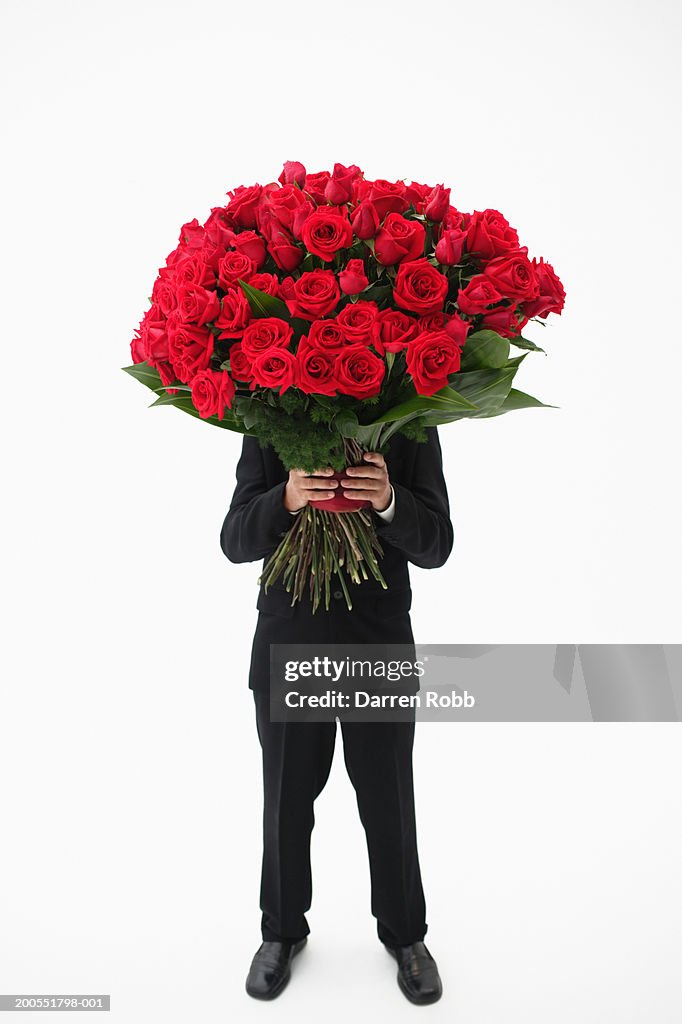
[435,227,467,265]
[350,200,380,240]
[278,160,307,187]
[338,259,369,295]
[425,184,451,222]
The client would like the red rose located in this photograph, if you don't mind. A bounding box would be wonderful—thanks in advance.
[262,184,309,234]
[232,230,267,269]
[371,309,419,356]
[130,332,146,364]
[156,362,178,390]
[177,218,205,251]
[269,238,304,272]
[424,184,451,222]
[151,271,178,317]
[302,171,332,205]
[250,348,298,394]
[374,213,426,266]
[227,342,253,381]
[225,184,263,229]
[292,201,316,241]
[480,304,529,338]
[300,207,353,260]
[249,272,281,296]
[171,254,216,291]
[191,368,236,419]
[335,345,385,399]
[324,162,363,204]
[259,216,304,271]
[304,318,350,353]
[444,313,471,347]
[167,321,214,383]
[217,251,257,291]
[483,249,539,302]
[405,330,462,396]
[215,288,252,339]
[135,302,170,364]
[367,180,409,219]
[457,274,503,315]
[278,161,307,187]
[198,237,225,273]
[241,317,293,360]
[435,227,467,266]
[350,201,380,240]
[296,344,338,396]
[442,207,465,231]
[203,207,237,248]
[284,270,340,320]
[419,311,471,347]
[338,258,369,295]
[418,312,449,332]
[393,258,449,314]
[520,258,566,319]
[466,209,519,259]
[405,181,432,209]
[271,243,304,272]
[174,285,220,326]
[336,300,379,344]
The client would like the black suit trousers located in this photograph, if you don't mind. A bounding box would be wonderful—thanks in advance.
[253,690,427,948]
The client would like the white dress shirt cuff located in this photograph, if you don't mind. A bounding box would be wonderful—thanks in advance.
[374,486,396,523]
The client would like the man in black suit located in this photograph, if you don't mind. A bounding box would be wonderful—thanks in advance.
[220,427,453,1005]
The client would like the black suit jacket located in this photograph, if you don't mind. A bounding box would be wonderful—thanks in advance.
[220,428,453,691]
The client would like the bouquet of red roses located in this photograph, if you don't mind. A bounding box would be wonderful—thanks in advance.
[124,160,565,610]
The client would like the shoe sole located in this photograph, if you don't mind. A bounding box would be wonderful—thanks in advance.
[385,944,443,1005]
[245,938,307,1001]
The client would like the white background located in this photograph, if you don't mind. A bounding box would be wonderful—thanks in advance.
[1,0,681,1021]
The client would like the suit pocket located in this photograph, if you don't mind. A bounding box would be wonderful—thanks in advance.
[372,587,413,616]
[256,585,297,617]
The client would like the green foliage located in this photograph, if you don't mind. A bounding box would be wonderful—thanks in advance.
[460,330,510,370]
[395,418,429,444]
[237,279,290,319]
[239,397,346,472]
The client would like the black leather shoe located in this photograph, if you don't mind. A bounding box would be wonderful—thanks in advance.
[385,941,443,1005]
[245,938,307,1000]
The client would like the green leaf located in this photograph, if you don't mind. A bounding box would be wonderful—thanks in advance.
[460,330,510,370]
[355,385,478,447]
[476,388,558,418]
[122,362,164,390]
[505,353,528,369]
[451,366,518,416]
[312,394,336,412]
[149,391,249,432]
[290,316,312,336]
[361,282,392,305]
[365,385,477,426]
[333,410,359,438]
[237,279,290,319]
[510,335,545,353]
[232,395,259,427]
